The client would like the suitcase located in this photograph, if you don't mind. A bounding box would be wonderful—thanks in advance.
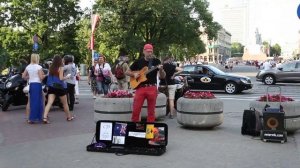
[241,107,262,136]
[260,86,287,143]
[87,120,168,156]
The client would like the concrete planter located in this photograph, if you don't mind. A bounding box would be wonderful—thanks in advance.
[249,101,300,133]
[94,97,133,122]
[176,98,224,128]
[94,93,167,122]
[141,93,167,120]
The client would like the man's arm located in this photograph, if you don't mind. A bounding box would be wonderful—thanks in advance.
[125,68,140,79]
[158,65,166,79]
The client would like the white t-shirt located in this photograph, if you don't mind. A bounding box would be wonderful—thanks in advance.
[25,64,42,83]
[262,61,272,70]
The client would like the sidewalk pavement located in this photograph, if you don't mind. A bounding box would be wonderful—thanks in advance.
[0,99,300,168]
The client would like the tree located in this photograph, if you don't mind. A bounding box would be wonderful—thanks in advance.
[93,0,221,61]
[0,45,8,71]
[271,43,281,56]
[0,0,82,62]
[231,42,244,57]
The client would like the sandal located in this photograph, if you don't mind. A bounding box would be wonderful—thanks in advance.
[66,116,75,121]
[43,118,50,124]
[27,120,34,124]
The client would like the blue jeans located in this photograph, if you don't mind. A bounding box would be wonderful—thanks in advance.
[96,81,109,95]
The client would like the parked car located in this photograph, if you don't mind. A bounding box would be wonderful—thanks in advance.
[256,60,300,85]
[178,64,253,94]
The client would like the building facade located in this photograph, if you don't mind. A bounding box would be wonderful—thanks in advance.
[198,28,232,63]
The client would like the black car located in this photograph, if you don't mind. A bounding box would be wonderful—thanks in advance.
[178,65,253,94]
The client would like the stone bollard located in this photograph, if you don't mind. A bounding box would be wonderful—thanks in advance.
[249,101,300,133]
[176,98,224,128]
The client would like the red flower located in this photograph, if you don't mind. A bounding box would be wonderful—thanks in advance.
[257,94,294,102]
[183,91,216,99]
[105,90,133,98]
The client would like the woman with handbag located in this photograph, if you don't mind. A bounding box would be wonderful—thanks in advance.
[94,55,114,95]
[159,57,183,119]
[22,54,45,124]
[43,55,74,124]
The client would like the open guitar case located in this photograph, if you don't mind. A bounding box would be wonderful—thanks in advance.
[87,120,168,156]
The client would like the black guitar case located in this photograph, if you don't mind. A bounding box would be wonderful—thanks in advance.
[87,120,168,156]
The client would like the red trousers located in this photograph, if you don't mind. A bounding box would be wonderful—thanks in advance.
[131,86,157,122]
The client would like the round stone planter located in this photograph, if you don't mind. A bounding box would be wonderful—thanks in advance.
[141,93,167,120]
[249,101,300,133]
[94,93,167,122]
[94,97,133,122]
[176,98,224,128]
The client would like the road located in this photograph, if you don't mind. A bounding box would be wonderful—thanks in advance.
[0,64,300,168]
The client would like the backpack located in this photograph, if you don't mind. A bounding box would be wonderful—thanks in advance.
[115,62,125,79]
[241,108,262,136]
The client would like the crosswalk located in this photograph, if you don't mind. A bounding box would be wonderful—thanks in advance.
[215,93,300,101]
[78,78,300,101]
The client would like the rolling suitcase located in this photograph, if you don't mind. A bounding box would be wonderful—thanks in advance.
[260,86,287,143]
[241,107,262,136]
[87,120,168,156]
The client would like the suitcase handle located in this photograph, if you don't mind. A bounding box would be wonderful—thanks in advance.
[266,86,282,105]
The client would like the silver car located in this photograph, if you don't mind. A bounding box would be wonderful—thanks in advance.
[256,61,300,85]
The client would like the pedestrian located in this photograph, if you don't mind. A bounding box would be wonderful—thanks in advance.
[88,58,99,98]
[22,54,45,124]
[63,55,76,111]
[159,56,183,119]
[228,61,233,71]
[43,55,74,124]
[115,54,129,90]
[125,43,166,122]
[262,60,272,70]
[74,65,80,104]
[94,55,114,95]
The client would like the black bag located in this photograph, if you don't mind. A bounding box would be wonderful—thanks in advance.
[158,85,169,97]
[104,76,111,84]
[52,83,65,90]
[241,108,262,136]
[87,120,168,156]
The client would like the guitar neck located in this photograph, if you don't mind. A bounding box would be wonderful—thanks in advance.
[145,66,158,75]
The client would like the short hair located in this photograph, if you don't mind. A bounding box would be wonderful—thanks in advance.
[64,55,74,65]
[31,54,40,64]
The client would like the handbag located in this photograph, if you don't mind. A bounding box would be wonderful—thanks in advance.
[23,83,30,94]
[99,66,111,84]
[104,76,111,84]
[52,82,65,90]
[158,78,169,97]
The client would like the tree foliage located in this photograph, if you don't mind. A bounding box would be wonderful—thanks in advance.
[0,0,82,63]
[231,42,244,57]
[0,0,221,67]
[94,0,221,61]
[262,41,281,57]
[270,43,281,56]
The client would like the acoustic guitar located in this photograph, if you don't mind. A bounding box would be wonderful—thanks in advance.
[129,66,158,89]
